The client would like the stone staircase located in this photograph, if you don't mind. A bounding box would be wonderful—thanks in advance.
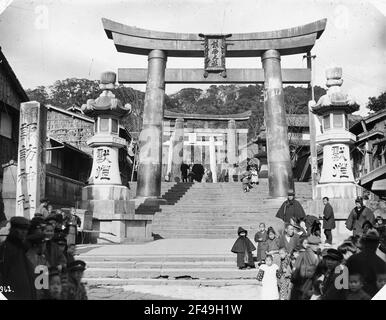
[78,239,259,287]
[151,180,312,239]
[79,182,312,291]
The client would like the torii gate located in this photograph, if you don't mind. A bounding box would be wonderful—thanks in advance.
[102,18,327,198]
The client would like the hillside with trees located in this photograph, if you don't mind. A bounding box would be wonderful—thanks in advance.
[26,78,327,139]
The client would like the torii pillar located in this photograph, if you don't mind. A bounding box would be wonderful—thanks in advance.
[262,49,294,197]
[170,117,184,182]
[136,49,167,199]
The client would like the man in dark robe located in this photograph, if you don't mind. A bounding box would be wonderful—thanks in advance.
[320,197,336,245]
[276,191,306,224]
[0,217,36,300]
[346,197,375,236]
[231,227,256,269]
[346,229,386,297]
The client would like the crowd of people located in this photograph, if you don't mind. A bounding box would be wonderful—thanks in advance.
[0,200,87,300]
[231,192,386,300]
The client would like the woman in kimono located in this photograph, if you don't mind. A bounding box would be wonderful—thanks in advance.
[262,227,281,266]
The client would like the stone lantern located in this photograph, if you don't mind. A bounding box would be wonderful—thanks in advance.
[308,67,359,239]
[312,67,359,199]
[80,71,134,242]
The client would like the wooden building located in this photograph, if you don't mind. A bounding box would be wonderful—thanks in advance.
[0,48,29,179]
[351,109,386,199]
[0,48,29,221]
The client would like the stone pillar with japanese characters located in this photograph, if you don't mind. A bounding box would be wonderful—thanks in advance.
[15,102,47,219]
[308,67,359,240]
[80,72,151,243]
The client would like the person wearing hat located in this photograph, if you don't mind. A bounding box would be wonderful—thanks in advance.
[345,197,375,237]
[28,216,46,237]
[0,216,36,300]
[45,212,58,229]
[26,233,48,269]
[37,199,49,218]
[320,249,346,300]
[290,235,321,300]
[276,190,306,224]
[65,260,88,300]
[26,233,49,300]
[346,229,386,297]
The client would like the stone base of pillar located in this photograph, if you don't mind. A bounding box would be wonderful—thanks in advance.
[91,218,153,244]
[315,183,357,200]
[133,197,167,207]
[81,185,153,243]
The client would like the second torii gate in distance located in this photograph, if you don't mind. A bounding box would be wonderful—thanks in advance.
[102,18,327,199]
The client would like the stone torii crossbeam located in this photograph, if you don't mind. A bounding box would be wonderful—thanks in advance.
[102,18,327,199]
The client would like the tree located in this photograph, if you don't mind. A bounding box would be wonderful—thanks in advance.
[49,78,100,109]
[114,85,145,133]
[25,86,51,105]
[367,91,386,112]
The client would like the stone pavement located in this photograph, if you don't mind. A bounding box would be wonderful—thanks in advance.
[87,284,261,300]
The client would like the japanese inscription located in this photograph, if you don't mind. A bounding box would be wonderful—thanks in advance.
[331,145,349,179]
[16,102,47,218]
[94,147,111,180]
[199,34,231,78]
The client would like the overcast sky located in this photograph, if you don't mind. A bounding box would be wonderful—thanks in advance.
[0,0,385,115]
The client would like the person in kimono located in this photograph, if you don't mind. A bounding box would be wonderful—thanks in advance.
[254,223,267,264]
[262,227,281,266]
[345,197,375,237]
[278,223,300,255]
[231,227,256,269]
[257,254,279,300]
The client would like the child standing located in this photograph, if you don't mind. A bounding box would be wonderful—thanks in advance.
[262,227,280,266]
[277,248,292,300]
[346,273,371,300]
[254,223,267,264]
[231,227,256,269]
[257,254,279,300]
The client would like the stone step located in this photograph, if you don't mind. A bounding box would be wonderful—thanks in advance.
[85,261,236,269]
[84,267,257,279]
[83,278,258,286]
[78,254,235,263]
